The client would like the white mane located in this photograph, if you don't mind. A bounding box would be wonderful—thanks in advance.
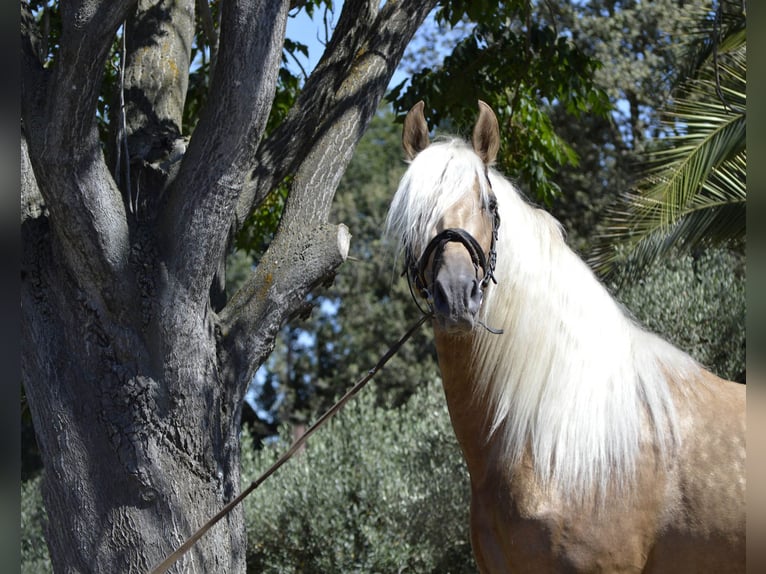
[387,139,700,499]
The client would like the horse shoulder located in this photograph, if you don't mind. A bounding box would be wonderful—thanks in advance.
[469,370,746,573]
[470,455,666,573]
[645,369,746,572]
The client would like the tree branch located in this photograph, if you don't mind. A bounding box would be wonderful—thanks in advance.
[162,0,290,310]
[40,1,138,152]
[234,0,437,231]
[219,0,437,400]
[219,223,351,396]
[233,0,379,228]
[123,0,196,161]
[111,0,197,223]
[22,1,137,305]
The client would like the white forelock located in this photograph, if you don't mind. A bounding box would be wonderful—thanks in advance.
[385,139,493,261]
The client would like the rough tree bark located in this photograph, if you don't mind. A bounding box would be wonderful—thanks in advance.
[20,0,437,572]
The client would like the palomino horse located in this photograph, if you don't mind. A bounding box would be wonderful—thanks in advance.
[385,101,745,573]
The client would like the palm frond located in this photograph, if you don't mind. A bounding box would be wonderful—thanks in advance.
[590,41,745,280]
[675,0,746,82]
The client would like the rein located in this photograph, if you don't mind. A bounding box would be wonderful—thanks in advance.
[148,313,431,574]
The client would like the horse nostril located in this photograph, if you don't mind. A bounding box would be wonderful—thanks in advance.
[468,278,483,314]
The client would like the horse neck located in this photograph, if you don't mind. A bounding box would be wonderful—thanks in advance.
[433,329,500,484]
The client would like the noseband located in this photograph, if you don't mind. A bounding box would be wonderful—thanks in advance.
[406,194,500,315]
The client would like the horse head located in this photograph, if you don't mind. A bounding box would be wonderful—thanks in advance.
[400,100,501,334]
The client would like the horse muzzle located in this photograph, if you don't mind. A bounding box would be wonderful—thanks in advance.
[432,259,484,332]
[406,201,500,334]
[411,228,493,333]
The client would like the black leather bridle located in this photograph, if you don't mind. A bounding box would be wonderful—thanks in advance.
[405,194,501,316]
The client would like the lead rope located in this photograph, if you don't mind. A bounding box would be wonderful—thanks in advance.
[148,313,432,574]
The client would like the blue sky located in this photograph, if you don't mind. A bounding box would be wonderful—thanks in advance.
[284,5,330,77]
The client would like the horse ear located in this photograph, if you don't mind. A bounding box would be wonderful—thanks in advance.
[472,100,500,165]
[402,100,430,160]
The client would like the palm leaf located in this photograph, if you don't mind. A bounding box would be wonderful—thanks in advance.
[590,41,745,280]
[675,0,746,82]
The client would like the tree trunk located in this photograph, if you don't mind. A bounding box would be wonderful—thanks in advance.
[21,0,436,571]
[22,223,246,571]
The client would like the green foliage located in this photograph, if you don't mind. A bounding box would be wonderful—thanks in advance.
[225,247,256,298]
[519,0,720,253]
[591,35,746,278]
[242,380,475,573]
[21,476,52,574]
[233,182,290,259]
[389,1,610,204]
[436,0,514,25]
[613,247,745,382]
[673,0,746,80]
[294,0,334,20]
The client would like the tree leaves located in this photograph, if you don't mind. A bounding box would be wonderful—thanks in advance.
[389,3,610,204]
